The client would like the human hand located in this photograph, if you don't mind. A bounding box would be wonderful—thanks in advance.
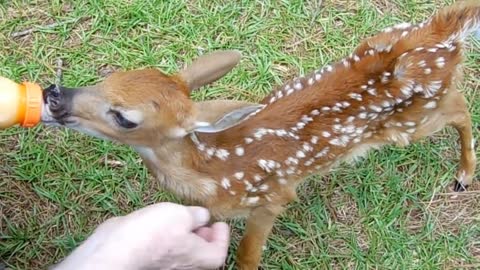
[53,202,230,270]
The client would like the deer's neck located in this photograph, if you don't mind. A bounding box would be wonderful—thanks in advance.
[133,137,218,204]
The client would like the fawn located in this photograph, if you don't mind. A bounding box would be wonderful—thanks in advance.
[42,1,479,269]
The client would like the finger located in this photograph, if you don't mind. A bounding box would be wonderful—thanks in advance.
[186,206,211,231]
[194,227,213,242]
[122,203,211,232]
[208,222,230,247]
[191,222,231,269]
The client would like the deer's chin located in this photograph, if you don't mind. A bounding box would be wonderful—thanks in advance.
[69,124,113,141]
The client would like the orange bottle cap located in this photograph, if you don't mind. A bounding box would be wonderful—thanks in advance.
[19,82,43,127]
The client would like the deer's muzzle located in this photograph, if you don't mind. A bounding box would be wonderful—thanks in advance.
[42,84,78,125]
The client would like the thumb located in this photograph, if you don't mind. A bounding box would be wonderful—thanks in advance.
[191,222,231,269]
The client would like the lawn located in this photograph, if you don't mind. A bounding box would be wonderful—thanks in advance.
[1,0,479,269]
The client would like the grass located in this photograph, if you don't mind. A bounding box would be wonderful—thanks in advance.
[0,0,479,269]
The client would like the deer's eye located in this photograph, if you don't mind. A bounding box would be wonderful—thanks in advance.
[109,110,138,129]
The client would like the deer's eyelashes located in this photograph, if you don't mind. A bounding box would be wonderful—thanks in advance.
[108,109,139,129]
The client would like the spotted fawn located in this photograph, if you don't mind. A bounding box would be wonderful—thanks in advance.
[43,1,479,269]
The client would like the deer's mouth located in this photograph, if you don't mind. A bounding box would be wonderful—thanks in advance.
[41,84,79,126]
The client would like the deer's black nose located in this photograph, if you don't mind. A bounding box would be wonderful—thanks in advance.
[42,84,76,119]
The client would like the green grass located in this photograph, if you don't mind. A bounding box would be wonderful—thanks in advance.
[1,0,479,269]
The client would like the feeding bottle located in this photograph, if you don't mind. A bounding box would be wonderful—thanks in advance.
[0,76,43,129]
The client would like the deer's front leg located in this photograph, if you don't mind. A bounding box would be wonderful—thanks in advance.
[236,205,284,270]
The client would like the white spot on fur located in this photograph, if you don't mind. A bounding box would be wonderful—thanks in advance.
[400,84,413,96]
[404,121,416,127]
[254,174,262,182]
[303,143,314,152]
[329,135,350,147]
[344,125,356,134]
[296,151,306,158]
[349,93,362,101]
[244,180,253,191]
[258,159,278,172]
[245,137,253,144]
[221,178,231,189]
[333,124,343,133]
[424,81,442,98]
[321,106,331,112]
[286,167,295,175]
[435,57,445,68]
[278,178,288,185]
[424,101,437,109]
[275,129,288,137]
[311,109,320,116]
[245,196,260,205]
[304,158,315,166]
[342,101,351,107]
[369,105,382,112]
[253,128,268,140]
[322,131,331,138]
[301,115,314,123]
[417,60,427,67]
[234,172,244,180]
[311,136,319,144]
[235,147,245,156]
[215,149,230,160]
[424,68,432,75]
[315,147,329,158]
[381,100,392,108]
[394,22,411,29]
[259,184,269,191]
[367,88,377,96]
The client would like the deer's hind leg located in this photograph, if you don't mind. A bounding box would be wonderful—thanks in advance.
[441,91,476,191]
[414,89,476,192]
[448,100,476,192]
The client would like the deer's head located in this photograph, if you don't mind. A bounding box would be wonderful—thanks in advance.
[41,50,263,147]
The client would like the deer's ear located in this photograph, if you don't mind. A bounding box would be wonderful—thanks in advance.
[178,50,242,92]
[192,104,265,133]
